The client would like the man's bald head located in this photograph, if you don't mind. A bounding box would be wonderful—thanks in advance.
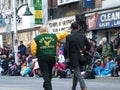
[40,25,48,33]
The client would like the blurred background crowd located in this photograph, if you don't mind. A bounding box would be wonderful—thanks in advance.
[0,34,120,79]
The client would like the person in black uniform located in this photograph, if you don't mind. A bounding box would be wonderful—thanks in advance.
[31,25,68,90]
[64,22,91,90]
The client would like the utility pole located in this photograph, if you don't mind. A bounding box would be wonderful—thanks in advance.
[13,0,18,64]
[42,0,48,25]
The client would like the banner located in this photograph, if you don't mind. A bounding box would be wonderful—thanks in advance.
[86,9,120,30]
[33,0,43,24]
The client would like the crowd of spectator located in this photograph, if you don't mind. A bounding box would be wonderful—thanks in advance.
[87,36,120,77]
[0,35,120,78]
[0,41,40,77]
[0,41,72,78]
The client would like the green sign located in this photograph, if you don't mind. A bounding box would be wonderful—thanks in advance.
[33,0,43,24]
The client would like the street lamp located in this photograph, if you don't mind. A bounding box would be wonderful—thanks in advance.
[16,4,33,16]
[13,0,33,64]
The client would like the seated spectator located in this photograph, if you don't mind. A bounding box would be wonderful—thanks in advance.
[0,64,3,76]
[58,50,65,63]
[111,56,120,77]
[94,60,104,76]
[32,58,40,77]
[94,56,118,77]
[9,62,18,76]
[21,55,34,77]
[7,54,15,75]
[58,42,64,54]
[55,62,67,78]
[100,58,112,76]
[20,62,27,76]
[1,55,8,75]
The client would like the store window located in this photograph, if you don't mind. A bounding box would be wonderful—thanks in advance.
[18,30,39,46]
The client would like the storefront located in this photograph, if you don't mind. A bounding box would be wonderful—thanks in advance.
[0,9,39,48]
[85,6,120,44]
[17,27,40,46]
[1,27,40,48]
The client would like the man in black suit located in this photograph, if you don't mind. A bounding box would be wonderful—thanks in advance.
[64,22,91,90]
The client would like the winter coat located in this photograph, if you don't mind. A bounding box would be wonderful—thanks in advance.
[64,30,91,68]
[18,44,26,56]
[102,44,112,57]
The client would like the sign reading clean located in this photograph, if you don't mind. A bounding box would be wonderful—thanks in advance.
[86,9,120,30]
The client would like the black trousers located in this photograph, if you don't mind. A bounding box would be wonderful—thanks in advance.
[38,56,56,90]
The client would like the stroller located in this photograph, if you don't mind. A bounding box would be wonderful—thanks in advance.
[84,64,95,79]
[84,52,101,79]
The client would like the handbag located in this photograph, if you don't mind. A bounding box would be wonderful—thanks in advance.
[79,50,93,66]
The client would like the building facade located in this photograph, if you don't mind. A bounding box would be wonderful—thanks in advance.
[0,0,40,47]
[48,0,95,34]
[48,0,120,44]
[85,0,120,43]
[48,0,96,20]
[0,0,120,47]
[0,0,98,47]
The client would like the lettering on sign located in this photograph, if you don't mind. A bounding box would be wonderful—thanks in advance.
[48,16,75,33]
[100,12,120,22]
[99,10,120,28]
[86,9,120,30]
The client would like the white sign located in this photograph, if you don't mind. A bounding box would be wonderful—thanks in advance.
[48,16,75,33]
[58,0,80,6]
[102,0,120,8]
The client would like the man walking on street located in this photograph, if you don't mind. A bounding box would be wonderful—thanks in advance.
[64,22,91,90]
[31,25,68,90]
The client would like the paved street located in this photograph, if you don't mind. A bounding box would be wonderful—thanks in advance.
[0,76,120,90]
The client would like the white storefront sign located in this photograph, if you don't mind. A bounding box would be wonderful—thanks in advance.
[48,16,75,33]
[102,0,120,8]
[58,0,80,6]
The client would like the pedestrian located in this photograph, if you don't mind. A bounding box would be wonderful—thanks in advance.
[18,41,26,56]
[64,22,91,90]
[30,25,68,90]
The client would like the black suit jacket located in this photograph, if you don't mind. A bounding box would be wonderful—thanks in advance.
[64,30,91,68]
